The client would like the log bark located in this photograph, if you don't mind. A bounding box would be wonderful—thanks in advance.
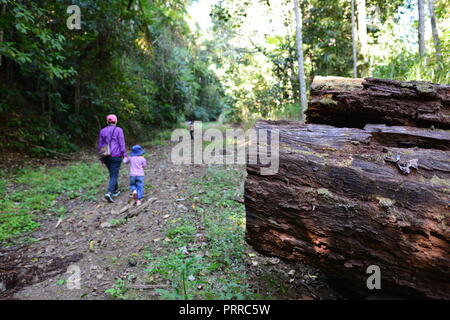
[307,76,450,129]
[245,120,450,299]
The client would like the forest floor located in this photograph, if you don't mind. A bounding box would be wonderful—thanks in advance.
[0,140,341,300]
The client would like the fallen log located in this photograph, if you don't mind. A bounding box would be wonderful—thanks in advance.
[306,76,450,129]
[245,120,450,299]
[126,197,157,219]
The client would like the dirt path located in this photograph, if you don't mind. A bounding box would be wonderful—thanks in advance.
[4,144,199,299]
[2,143,340,300]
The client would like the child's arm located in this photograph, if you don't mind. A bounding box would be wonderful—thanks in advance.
[142,157,147,168]
[123,156,130,164]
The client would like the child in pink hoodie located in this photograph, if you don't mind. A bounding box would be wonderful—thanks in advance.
[123,145,147,205]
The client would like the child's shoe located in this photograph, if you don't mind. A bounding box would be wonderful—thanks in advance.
[132,190,138,201]
[104,193,114,203]
[136,200,142,206]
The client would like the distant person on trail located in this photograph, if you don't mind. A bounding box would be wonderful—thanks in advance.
[188,120,194,140]
[123,145,147,206]
[98,114,127,203]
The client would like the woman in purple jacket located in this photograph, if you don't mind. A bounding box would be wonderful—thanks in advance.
[98,114,127,203]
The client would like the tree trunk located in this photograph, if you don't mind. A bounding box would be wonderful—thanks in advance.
[245,120,450,299]
[294,0,308,121]
[306,76,450,129]
[0,4,6,67]
[74,76,81,115]
[48,91,52,128]
[418,0,426,58]
[356,0,369,76]
[351,0,358,78]
[428,0,442,61]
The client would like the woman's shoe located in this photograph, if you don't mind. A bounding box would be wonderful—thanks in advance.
[104,193,114,203]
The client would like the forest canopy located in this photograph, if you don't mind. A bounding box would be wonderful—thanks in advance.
[1,0,225,154]
[0,0,448,155]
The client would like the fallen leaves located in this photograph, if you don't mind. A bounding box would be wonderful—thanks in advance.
[89,240,95,252]
[100,222,112,229]
[269,257,280,264]
[55,218,63,229]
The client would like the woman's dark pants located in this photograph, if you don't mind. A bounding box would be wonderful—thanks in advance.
[103,156,122,193]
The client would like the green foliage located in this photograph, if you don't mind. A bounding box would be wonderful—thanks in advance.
[0,0,226,154]
[0,1,75,79]
[147,250,207,300]
[141,128,174,147]
[108,218,127,227]
[56,279,67,286]
[144,167,254,300]
[1,0,449,149]
[166,224,197,245]
[373,28,450,83]
[270,103,302,120]
[210,0,357,121]
[0,162,104,243]
[210,0,449,122]
[105,279,128,299]
[373,52,449,83]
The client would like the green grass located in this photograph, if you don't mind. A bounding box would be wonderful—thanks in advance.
[179,121,228,132]
[108,218,127,227]
[142,121,228,147]
[373,47,450,84]
[142,167,255,300]
[105,279,129,299]
[144,121,233,154]
[144,129,173,147]
[0,162,104,243]
[166,224,197,244]
[269,103,303,121]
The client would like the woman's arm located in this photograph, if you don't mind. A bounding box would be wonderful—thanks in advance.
[118,128,127,157]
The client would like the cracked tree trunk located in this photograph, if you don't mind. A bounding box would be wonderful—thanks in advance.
[306,76,450,129]
[245,120,450,299]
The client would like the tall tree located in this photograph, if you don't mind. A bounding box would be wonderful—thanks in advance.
[428,0,442,61]
[0,3,5,67]
[356,0,368,76]
[417,0,426,58]
[351,0,358,78]
[294,0,307,121]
